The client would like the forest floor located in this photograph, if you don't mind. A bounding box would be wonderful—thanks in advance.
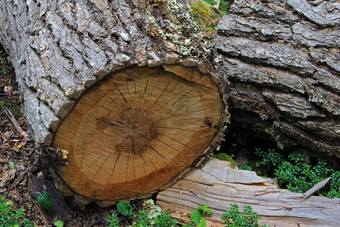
[0,47,43,225]
[0,46,121,226]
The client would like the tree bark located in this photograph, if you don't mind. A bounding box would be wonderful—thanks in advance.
[0,0,228,204]
[215,0,340,158]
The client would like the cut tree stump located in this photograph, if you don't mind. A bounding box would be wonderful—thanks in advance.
[157,159,340,227]
[54,65,225,201]
[0,1,228,204]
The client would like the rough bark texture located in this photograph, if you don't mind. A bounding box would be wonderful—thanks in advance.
[0,0,227,144]
[215,0,340,158]
[0,0,228,203]
[157,159,340,227]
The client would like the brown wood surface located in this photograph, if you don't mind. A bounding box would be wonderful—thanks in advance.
[157,159,340,227]
[0,0,228,204]
[54,66,225,201]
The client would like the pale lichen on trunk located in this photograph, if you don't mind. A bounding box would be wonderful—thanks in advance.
[0,0,229,203]
[0,0,225,145]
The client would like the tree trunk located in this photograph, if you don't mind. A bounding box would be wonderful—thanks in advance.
[215,0,340,158]
[0,0,228,204]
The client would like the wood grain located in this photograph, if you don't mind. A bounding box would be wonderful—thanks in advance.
[53,66,224,201]
[157,159,340,227]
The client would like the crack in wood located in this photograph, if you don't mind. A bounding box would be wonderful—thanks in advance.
[113,81,128,103]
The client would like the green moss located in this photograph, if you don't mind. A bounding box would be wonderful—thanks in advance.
[190,1,222,38]
[191,1,214,19]
[239,164,252,171]
[0,97,22,118]
[213,153,237,168]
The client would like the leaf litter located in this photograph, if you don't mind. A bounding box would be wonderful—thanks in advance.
[0,43,135,226]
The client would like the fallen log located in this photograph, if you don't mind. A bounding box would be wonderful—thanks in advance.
[0,0,228,204]
[215,0,340,158]
[157,159,340,226]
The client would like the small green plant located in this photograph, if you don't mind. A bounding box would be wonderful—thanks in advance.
[54,220,64,227]
[275,155,333,194]
[153,210,178,227]
[114,201,178,227]
[239,164,252,171]
[204,0,231,15]
[219,0,230,15]
[112,201,270,227]
[327,171,340,197]
[255,148,283,167]
[108,213,119,227]
[221,204,268,227]
[204,0,217,5]
[190,204,212,226]
[0,197,34,227]
[255,148,340,197]
[133,210,151,226]
[2,65,10,74]
[117,201,133,216]
[37,191,53,210]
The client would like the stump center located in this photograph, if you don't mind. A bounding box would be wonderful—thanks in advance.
[108,108,157,155]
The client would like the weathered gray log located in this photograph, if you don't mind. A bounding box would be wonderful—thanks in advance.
[157,159,340,226]
[215,0,340,158]
[0,0,228,204]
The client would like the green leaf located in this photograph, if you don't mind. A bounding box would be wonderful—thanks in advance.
[5,201,14,206]
[239,165,252,171]
[108,213,119,227]
[204,0,217,5]
[197,204,212,215]
[37,191,53,210]
[54,220,64,227]
[190,209,203,225]
[117,201,133,216]
[197,217,207,227]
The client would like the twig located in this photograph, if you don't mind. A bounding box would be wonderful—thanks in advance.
[14,185,22,204]
[12,158,40,204]
[300,177,331,201]
[0,188,9,193]
[12,158,40,188]
[4,108,28,140]
[88,213,106,227]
